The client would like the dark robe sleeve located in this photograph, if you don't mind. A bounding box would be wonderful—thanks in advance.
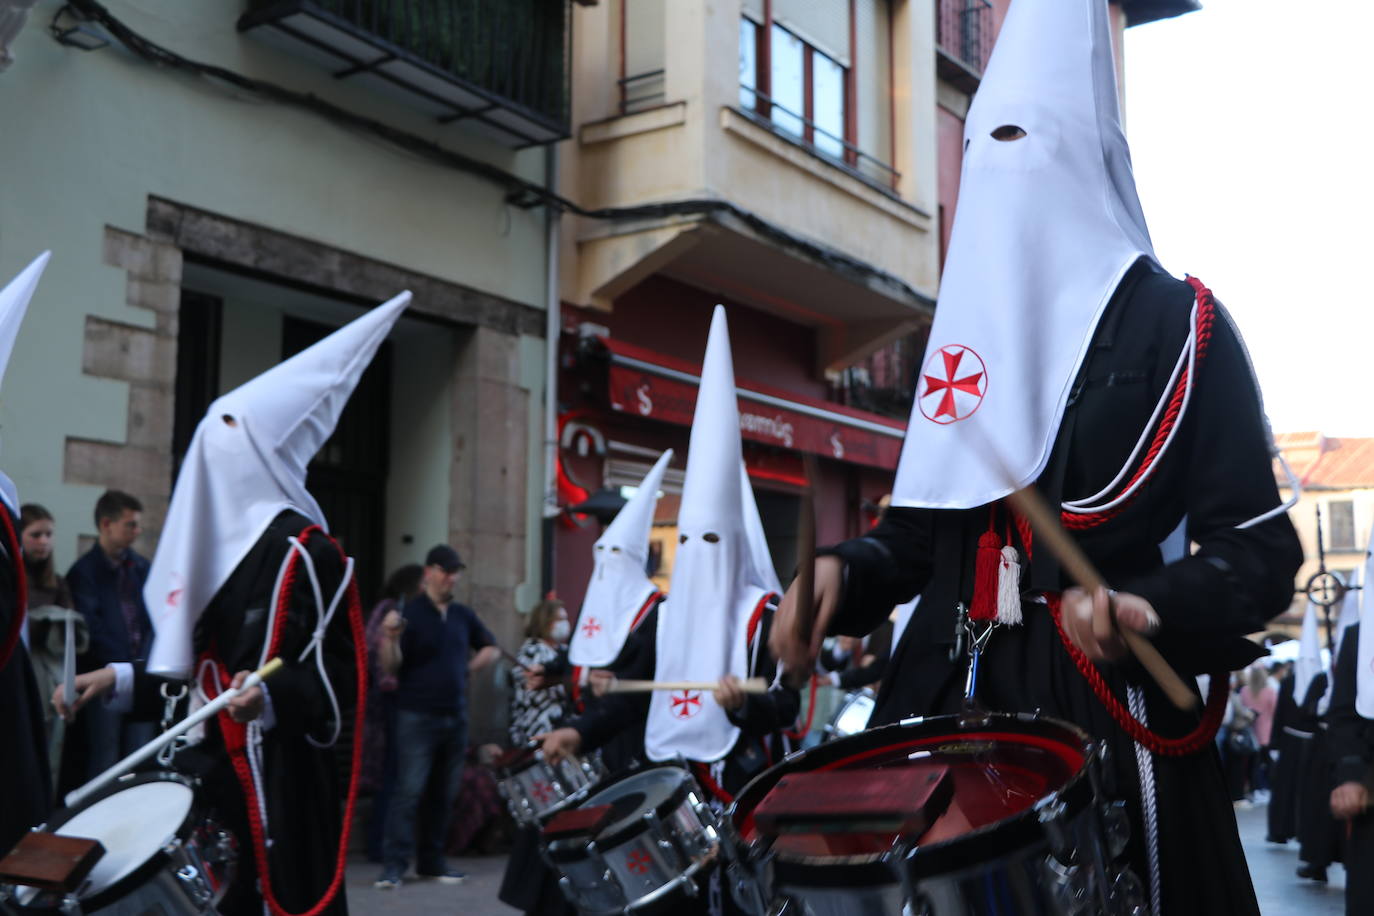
[823,507,934,638]
[1328,625,1374,788]
[1117,309,1302,644]
[727,608,800,736]
[569,611,656,751]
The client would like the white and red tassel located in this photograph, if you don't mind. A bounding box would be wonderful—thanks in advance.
[996,545,1023,626]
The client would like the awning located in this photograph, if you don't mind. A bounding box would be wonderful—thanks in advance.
[603,339,906,471]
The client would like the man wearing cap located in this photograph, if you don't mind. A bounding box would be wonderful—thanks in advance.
[376,544,499,889]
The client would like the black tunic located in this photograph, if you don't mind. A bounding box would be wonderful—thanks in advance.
[0,506,51,854]
[1326,623,1374,914]
[823,263,1303,915]
[130,510,358,916]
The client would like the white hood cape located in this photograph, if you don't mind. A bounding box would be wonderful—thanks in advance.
[0,252,49,517]
[569,449,673,668]
[145,292,411,678]
[646,306,775,763]
[1356,528,1374,718]
[1294,600,1323,710]
[892,0,1156,509]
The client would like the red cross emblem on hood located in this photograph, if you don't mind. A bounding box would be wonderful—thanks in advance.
[919,345,987,424]
[581,617,601,638]
[670,690,702,719]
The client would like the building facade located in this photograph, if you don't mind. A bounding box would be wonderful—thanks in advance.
[0,0,569,737]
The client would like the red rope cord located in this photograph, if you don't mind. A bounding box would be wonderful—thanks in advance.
[1045,594,1228,756]
[691,761,733,804]
[0,508,28,671]
[1062,279,1217,530]
[219,526,368,916]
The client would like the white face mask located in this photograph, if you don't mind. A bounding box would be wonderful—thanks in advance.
[549,620,571,642]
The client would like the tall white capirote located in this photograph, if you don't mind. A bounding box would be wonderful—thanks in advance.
[0,252,50,514]
[145,292,411,678]
[1356,522,1374,718]
[1295,600,1323,709]
[569,449,673,668]
[646,306,775,763]
[892,0,1156,509]
[740,462,782,598]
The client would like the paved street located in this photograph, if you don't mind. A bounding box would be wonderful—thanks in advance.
[341,798,1351,914]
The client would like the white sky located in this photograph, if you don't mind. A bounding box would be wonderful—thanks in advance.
[1124,0,1374,436]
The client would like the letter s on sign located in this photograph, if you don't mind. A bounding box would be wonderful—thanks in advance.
[637,383,653,417]
[830,432,844,459]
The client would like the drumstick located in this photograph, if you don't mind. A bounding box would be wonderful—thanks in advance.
[65,657,286,809]
[61,613,77,725]
[787,454,819,688]
[606,677,769,694]
[1003,483,1197,712]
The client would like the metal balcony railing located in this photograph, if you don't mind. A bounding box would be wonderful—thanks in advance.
[937,0,993,78]
[737,89,901,193]
[239,0,571,146]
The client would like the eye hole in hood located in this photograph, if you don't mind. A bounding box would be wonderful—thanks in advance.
[991,124,1027,142]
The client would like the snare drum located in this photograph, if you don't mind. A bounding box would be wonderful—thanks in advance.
[499,745,608,826]
[543,764,719,915]
[5,770,237,914]
[725,713,1142,916]
[823,688,875,741]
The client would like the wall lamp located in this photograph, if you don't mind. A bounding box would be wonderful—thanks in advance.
[50,3,108,52]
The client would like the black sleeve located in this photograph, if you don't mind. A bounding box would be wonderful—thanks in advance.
[68,562,116,669]
[569,618,657,751]
[1120,309,1303,644]
[824,507,934,638]
[837,653,886,689]
[543,647,572,679]
[1328,626,1374,788]
[727,609,799,736]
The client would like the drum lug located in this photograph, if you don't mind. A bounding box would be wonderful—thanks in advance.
[1036,797,1075,865]
[1099,801,1131,860]
[176,863,213,907]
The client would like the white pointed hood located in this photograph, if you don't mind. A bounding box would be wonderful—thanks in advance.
[1295,600,1323,709]
[0,252,50,515]
[569,449,672,668]
[647,307,773,763]
[892,0,1156,509]
[1356,525,1374,717]
[145,291,411,678]
[740,462,782,597]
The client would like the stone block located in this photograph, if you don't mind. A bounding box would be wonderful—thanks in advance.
[83,317,175,384]
[126,276,181,315]
[103,227,181,283]
[467,531,527,591]
[63,438,171,502]
[126,383,175,451]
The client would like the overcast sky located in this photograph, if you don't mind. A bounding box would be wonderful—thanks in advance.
[1124,0,1374,436]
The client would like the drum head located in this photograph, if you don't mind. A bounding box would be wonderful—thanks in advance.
[51,775,195,897]
[732,714,1092,874]
[583,766,691,843]
[831,692,875,736]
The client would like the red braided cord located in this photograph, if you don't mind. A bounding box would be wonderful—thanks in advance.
[0,508,28,671]
[220,527,368,916]
[691,761,733,805]
[1045,594,1228,756]
[1062,280,1217,531]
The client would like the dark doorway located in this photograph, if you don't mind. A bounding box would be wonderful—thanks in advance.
[753,487,801,590]
[172,290,223,480]
[282,317,392,605]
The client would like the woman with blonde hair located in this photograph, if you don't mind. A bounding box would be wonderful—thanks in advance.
[507,597,573,746]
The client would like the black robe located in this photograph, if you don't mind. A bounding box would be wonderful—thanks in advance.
[1266,670,1301,842]
[129,510,359,916]
[0,505,51,856]
[822,263,1303,915]
[1327,623,1374,914]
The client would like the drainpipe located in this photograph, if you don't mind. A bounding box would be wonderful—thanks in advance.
[542,144,562,594]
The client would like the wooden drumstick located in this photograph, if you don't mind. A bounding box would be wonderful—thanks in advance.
[1004,484,1198,711]
[607,677,769,694]
[787,454,820,688]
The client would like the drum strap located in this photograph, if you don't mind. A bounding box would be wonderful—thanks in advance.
[0,505,28,671]
[1046,594,1228,756]
[210,526,368,916]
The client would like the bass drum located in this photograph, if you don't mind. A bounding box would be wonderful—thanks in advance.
[724,712,1143,916]
[822,688,875,741]
[7,770,237,914]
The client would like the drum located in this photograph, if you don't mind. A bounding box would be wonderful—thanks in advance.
[6,770,237,914]
[499,745,608,826]
[823,688,876,741]
[543,764,719,915]
[724,712,1142,916]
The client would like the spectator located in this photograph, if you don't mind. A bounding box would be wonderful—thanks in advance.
[18,503,83,785]
[376,545,500,890]
[363,563,423,863]
[508,597,572,746]
[66,489,153,775]
[1241,662,1278,799]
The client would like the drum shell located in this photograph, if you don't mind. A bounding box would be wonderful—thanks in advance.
[7,770,237,915]
[500,751,607,826]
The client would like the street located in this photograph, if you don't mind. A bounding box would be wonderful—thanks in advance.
[340,799,1350,914]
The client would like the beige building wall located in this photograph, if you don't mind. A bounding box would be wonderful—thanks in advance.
[1282,485,1374,620]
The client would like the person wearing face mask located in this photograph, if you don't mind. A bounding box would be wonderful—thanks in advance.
[770,2,1301,913]
[508,597,574,746]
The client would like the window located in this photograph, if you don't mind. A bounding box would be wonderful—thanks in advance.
[1327,500,1356,551]
[739,17,759,110]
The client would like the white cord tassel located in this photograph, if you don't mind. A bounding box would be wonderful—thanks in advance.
[996,545,1023,625]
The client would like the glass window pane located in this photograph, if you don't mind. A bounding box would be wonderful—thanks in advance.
[739,18,758,110]
[770,24,804,138]
[813,52,845,158]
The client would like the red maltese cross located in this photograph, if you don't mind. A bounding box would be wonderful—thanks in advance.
[669,690,702,719]
[919,345,987,424]
[626,850,652,874]
[581,617,602,638]
[531,780,555,804]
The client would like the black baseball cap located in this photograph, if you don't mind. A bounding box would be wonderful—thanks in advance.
[425,544,465,572]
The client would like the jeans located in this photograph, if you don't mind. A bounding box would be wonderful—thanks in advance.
[382,708,467,874]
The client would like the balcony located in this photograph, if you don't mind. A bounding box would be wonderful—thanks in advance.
[936,0,993,93]
[238,0,571,147]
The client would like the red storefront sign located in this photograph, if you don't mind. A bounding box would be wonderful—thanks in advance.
[603,339,905,470]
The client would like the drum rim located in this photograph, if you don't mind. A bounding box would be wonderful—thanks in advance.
[548,763,697,857]
[727,712,1096,879]
[40,770,202,910]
